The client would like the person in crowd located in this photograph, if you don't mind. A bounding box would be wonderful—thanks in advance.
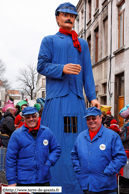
[119,118,129,149]
[101,111,106,124]
[14,104,28,129]
[125,118,129,125]
[37,2,100,193]
[0,107,15,147]
[0,107,3,121]
[6,106,61,194]
[103,110,114,128]
[38,107,44,123]
[120,118,129,136]
[15,105,20,117]
[71,107,127,194]
[108,119,120,134]
[0,108,8,185]
[34,103,41,112]
[39,107,43,118]
[34,103,42,123]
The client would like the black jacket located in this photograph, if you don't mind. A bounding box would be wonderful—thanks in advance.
[0,111,15,137]
[0,112,2,121]
[103,115,114,127]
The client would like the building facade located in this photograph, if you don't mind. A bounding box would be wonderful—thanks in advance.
[7,90,23,101]
[36,74,46,99]
[75,0,129,126]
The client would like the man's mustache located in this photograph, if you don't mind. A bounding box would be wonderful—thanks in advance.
[65,20,72,24]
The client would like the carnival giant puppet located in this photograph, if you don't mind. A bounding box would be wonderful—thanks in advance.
[37,2,100,194]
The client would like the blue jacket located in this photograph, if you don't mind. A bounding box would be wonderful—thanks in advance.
[71,125,127,192]
[37,32,96,102]
[6,124,61,185]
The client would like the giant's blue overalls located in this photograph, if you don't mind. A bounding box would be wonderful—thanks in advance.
[37,32,96,194]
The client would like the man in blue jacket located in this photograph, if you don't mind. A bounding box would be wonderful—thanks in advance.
[6,107,61,192]
[37,2,100,193]
[71,107,127,194]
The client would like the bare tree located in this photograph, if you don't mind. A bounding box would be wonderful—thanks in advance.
[0,60,6,77]
[1,78,10,90]
[0,59,10,90]
[17,64,37,100]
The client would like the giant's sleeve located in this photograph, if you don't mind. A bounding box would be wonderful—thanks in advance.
[37,36,65,79]
[46,130,61,167]
[104,134,127,175]
[83,41,96,102]
[6,132,19,184]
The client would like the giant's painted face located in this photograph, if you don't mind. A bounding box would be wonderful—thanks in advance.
[56,12,75,32]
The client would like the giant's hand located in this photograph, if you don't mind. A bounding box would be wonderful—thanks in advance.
[63,63,81,75]
[91,99,101,109]
[8,183,17,187]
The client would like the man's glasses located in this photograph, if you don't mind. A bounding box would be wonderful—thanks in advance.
[24,114,37,120]
[86,116,99,122]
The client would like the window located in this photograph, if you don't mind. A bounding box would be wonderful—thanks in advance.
[42,91,45,98]
[42,78,46,87]
[96,0,99,10]
[81,9,84,29]
[88,0,91,20]
[95,27,99,63]
[95,85,99,101]
[102,82,107,95]
[100,82,107,105]
[87,35,91,55]
[101,96,107,105]
[118,1,125,48]
[64,117,77,133]
[103,17,108,56]
[115,72,124,126]
[119,75,124,96]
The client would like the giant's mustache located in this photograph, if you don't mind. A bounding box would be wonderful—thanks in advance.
[65,20,72,24]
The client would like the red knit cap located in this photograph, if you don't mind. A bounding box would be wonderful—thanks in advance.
[106,110,111,115]
[109,119,120,133]
[109,125,120,133]
[110,119,118,125]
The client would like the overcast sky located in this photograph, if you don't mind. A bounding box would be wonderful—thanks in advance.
[0,0,79,89]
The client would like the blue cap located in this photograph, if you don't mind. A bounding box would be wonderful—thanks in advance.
[84,107,101,118]
[22,106,38,116]
[55,2,78,16]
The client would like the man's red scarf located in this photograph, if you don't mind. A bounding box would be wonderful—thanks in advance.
[89,125,101,140]
[59,28,81,52]
[25,119,40,133]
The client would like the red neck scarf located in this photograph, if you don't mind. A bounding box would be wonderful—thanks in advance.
[89,125,101,140]
[25,119,40,133]
[59,28,81,52]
